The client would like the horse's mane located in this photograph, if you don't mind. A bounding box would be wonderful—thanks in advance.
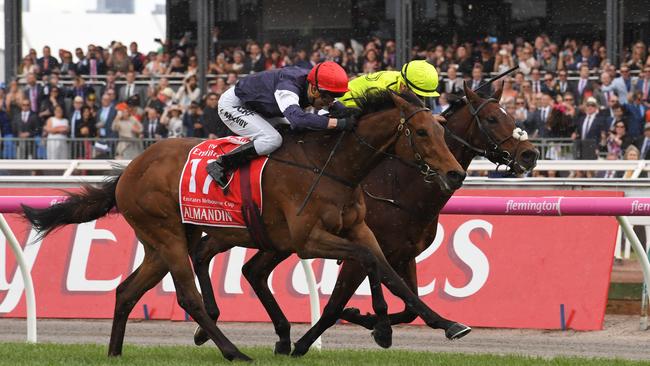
[331,88,424,119]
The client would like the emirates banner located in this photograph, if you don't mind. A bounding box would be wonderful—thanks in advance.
[0,188,620,330]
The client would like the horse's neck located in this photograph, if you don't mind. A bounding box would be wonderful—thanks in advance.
[329,109,401,184]
[277,109,400,186]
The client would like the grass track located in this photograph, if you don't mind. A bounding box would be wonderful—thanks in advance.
[0,343,648,366]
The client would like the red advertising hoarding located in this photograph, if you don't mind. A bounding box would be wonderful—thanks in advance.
[0,188,620,330]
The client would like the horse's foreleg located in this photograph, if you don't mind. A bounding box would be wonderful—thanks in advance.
[108,244,167,357]
[341,257,419,327]
[241,250,292,354]
[291,261,366,355]
[292,224,392,356]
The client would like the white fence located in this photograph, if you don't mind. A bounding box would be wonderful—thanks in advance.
[1,159,650,176]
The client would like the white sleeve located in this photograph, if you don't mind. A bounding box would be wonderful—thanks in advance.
[274,89,301,113]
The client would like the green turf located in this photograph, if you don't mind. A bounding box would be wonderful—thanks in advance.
[0,343,648,366]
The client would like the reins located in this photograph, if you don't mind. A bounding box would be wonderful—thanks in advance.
[267,104,436,216]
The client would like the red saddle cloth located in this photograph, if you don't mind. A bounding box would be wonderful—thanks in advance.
[179,137,269,228]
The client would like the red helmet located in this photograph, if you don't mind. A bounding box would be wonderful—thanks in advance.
[307,61,349,95]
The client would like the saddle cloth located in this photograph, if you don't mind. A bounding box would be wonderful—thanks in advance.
[179,137,269,228]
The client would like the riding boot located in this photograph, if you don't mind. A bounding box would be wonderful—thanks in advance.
[206,142,259,188]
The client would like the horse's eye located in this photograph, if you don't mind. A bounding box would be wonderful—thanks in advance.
[487,117,498,124]
[416,129,428,137]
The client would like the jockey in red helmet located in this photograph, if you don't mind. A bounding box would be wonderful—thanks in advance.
[207,61,351,188]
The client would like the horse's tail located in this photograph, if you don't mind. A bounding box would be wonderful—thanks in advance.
[22,174,121,239]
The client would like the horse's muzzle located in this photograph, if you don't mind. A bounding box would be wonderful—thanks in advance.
[446,170,466,191]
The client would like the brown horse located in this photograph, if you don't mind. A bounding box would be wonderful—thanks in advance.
[22,90,467,362]
[191,82,539,355]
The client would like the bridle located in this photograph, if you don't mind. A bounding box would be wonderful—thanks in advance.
[443,97,527,173]
[353,105,442,183]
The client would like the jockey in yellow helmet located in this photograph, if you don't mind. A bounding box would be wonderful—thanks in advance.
[338,60,440,108]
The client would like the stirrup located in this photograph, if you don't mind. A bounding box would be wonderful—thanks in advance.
[206,160,230,188]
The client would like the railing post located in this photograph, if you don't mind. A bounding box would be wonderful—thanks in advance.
[616,216,650,330]
[0,214,37,343]
[299,259,322,350]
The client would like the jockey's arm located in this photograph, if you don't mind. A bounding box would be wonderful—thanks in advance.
[274,89,337,129]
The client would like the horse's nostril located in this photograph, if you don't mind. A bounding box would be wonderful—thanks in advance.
[521,149,540,166]
[446,170,466,189]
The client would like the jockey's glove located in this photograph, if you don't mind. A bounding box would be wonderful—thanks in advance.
[335,117,357,131]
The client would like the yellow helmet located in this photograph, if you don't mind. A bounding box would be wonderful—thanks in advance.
[400,60,440,97]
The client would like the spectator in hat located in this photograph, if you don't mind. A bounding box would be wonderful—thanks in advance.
[146,87,174,116]
[126,94,144,121]
[112,102,143,159]
[572,96,608,142]
[85,93,99,118]
[161,103,184,138]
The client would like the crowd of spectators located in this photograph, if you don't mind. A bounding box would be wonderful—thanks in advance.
[0,30,649,172]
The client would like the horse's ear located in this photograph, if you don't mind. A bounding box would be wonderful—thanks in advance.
[491,80,504,102]
[388,89,410,110]
[463,80,480,105]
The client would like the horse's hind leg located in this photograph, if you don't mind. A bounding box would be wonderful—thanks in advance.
[108,244,168,357]
[191,236,231,346]
[157,235,251,361]
[241,250,292,355]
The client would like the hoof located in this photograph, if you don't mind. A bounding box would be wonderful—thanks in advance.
[341,307,361,320]
[224,351,253,362]
[446,322,471,340]
[341,307,375,330]
[193,326,210,346]
[274,340,291,355]
[290,342,309,357]
[371,322,393,349]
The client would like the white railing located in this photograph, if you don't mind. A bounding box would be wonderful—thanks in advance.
[1,159,649,176]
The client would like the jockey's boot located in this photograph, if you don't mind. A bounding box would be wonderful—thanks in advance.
[206,142,258,188]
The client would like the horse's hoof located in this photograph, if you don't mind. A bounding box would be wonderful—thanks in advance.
[446,322,471,340]
[193,326,210,346]
[371,322,393,349]
[274,340,291,355]
[341,307,375,330]
[341,307,361,319]
[290,342,309,357]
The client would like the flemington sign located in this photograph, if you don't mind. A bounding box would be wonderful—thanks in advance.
[0,189,622,330]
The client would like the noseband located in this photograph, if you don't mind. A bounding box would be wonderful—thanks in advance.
[355,106,442,183]
[445,97,527,173]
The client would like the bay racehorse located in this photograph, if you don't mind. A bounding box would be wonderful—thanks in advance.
[192,82,539,355]
[22,90,467,362]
